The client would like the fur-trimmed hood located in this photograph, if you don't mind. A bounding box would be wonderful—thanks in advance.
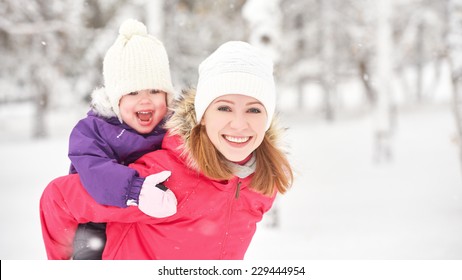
[90,87,118,119]
[163,88,287,172]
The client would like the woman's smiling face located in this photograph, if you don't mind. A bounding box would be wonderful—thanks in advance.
[201,94,268,162]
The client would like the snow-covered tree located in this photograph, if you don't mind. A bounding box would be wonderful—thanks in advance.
[446,0,462,173]
[0,0,166,138]
[392,0,447,103]
[163,0,248,89]
[371,0,397,163]
[278,0,320,109]
[0,0,86,138]
[242,0,282,63]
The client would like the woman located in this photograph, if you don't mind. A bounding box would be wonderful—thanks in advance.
[40,41,293,259]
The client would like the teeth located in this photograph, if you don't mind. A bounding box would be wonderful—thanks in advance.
[137,111,152,122]
[224,135,250,143]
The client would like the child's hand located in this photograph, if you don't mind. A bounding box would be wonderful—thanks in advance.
[138,171,177,218]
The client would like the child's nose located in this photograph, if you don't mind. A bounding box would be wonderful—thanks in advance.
[139,92,152,102]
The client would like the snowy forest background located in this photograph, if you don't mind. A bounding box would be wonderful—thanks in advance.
[1,0,462,260]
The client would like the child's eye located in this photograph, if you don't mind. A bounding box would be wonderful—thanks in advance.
[217,106,231,112]
[248,108,261,113]
[128,91,138,95]
[150,90,162,94]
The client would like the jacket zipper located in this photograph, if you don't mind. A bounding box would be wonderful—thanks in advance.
[235,181,241,199]
[220,180,241,259]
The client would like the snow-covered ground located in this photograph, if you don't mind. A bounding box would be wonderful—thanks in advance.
[0,100,462,260]
[247,104,462,260]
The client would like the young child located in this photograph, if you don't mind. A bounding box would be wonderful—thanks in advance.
[40,19,177,260]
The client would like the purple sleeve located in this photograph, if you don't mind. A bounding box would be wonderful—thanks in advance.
[68,118,143,208]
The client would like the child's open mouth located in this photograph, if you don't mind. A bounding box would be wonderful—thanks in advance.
[136,111,153,122]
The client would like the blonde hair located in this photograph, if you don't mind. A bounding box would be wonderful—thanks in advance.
[189,122,293,196]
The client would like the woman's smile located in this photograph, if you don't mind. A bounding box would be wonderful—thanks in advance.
[223,135,251,144]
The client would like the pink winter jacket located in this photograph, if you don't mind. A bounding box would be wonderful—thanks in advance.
[102,133,276,259]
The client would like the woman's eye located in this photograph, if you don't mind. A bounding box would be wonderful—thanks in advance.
[248,108,261,113]
[218,106,231,112]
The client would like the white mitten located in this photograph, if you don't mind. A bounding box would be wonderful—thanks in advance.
[138,171,177,218]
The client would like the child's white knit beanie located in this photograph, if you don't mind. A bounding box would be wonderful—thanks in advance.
[195,41,276,131]
[102,19,174,122]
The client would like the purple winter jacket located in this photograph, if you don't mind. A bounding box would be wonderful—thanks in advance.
[68,110,166,208]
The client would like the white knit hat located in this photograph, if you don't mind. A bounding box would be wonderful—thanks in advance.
[101,19,174,122]
[195,41,276,131]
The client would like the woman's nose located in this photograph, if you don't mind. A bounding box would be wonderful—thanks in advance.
[229,113,248,130]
